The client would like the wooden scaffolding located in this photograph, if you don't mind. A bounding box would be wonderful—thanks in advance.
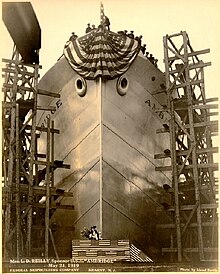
[2,46,73,259]
[155,31,218,262]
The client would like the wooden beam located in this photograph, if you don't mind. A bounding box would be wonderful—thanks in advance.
[156,163,218,171]
[2,58,42,69]
[157,203,218,212]
[26,63,39,257]
[170,62,211,75]
[156,128,170,134]
[15,104,21,259]
[25,124,60,134]
[165,34,183,262]
[49,228,59,259]
[154,147,218,159]
[2,201,75,210]
[157,222,218,229]
[207,112,218,117]
[168,49,210,61]
[198,97,218,103]
[37,106,56,111]
[38,88,60,98]
[193,104,218,110]
[2,185,73,197]
[2,68,38,77]
[34,160,70,169]
[184,120,218,128]
[174,79,204,89]
[45,117,50,258]
[37,153,46,158]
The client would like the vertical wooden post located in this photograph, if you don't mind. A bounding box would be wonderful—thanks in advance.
[182,32,204,260]
[35,135,39,186]
[15,103,21,259]
[45,116,51,258]
[49,228,59,259]
[51,120,55,188]
[163,35,182,262]
[4,48,19,259]
[26,63,39,257]
[200,66,216,258]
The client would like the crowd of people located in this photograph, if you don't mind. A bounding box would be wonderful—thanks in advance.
[145,52,158,67]
[85,23,96,33]
[85,16,110,33]
[117,30,158,67]
[117,30,143,42]
[140,44,158,67]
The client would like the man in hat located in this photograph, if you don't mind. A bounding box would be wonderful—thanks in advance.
[127,31,134,39]
[86,23,92,33]
[104,16,110,30]
[69,32,78,42]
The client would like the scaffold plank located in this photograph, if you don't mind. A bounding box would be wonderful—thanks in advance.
[156,163,218,171]
[2,185,73,197]
[198,97,218,103]
[2,201,75,210]
[168,49,210,61]
[38,88,60,98]
[34,160,70,169]
[158,204,218,212]
[37,106,56,111]
[156,128,170,134]
[25,124,60,134]
[193,104,218,110]
[174,79,204,89]
[157,222,218,229]
[184,120,217,128]
[170,62,211,75]
[2,68,39,77]
[2,58,42,69]
[154,147,218,159]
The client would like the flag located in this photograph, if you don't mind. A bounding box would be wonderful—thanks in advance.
[63,27,141,80]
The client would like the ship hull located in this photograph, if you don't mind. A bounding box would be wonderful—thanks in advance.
[38,53,172,260]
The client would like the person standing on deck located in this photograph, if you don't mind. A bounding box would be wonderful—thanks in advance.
[86,23,92,33]
[104,16,110,30]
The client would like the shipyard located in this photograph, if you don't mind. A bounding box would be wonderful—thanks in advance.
[1,0,219,272]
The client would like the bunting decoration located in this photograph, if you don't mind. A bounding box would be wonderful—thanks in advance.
[63,26,141,80]
[63,2,140,79]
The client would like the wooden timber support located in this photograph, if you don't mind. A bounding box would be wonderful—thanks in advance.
[2,46,73,260]
[155,31,218,263]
